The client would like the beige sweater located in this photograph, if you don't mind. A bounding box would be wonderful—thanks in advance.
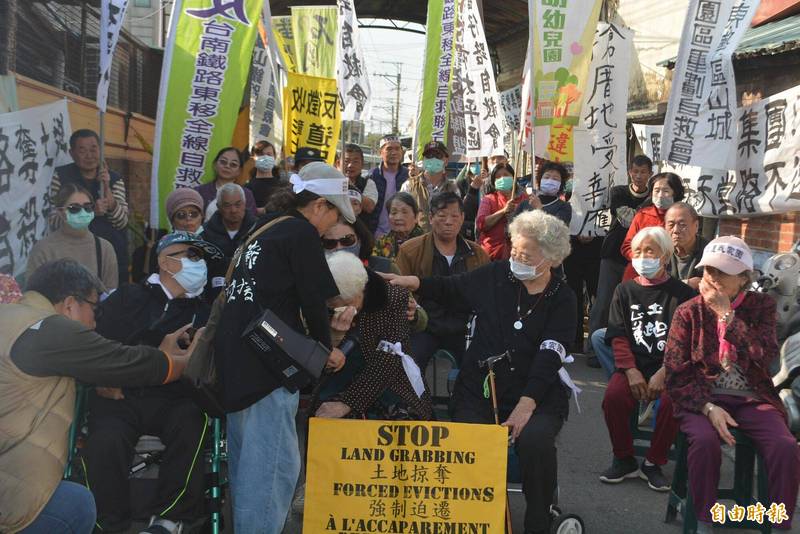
[26,226,118,291]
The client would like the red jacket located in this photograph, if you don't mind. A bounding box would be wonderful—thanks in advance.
[476,192,512,261]
[664,292,785,417]
[620,205,665,280]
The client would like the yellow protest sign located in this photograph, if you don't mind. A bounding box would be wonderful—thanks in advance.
[283,72,340,164]
[304,419,508,534]
[291,6,338,78]
[272,16,298,73]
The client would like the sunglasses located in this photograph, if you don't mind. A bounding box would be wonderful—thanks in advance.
[167,248,203,262]
[321,234,357,250]
[63,202,95,214]
[173,209,202,221]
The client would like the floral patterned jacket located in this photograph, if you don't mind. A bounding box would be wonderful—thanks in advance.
[664,291,784,417]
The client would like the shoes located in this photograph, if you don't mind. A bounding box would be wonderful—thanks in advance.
[139,517,183,534]
[639,460,671,492]
[599,456,640,483]
[586,355,601,368]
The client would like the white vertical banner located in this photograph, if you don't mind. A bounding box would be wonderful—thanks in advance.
[97,0,130,112]
[633,123,665,164]
[570,23,634,237]
[519,0,535,155]
[499,84,522,146]
[0,101,73,276]
[458,0,505,158]
[249,1,284,152]
[660,0,760,169]
[336,0,372,122]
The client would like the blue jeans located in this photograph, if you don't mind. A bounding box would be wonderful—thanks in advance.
[591,328,615,379]
[21,481,96,534]
[227,387,300,534]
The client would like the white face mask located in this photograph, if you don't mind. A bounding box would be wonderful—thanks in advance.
[632,257,662,279]
[509,258,546,281]
[255,155,275,172]
[169,258,208,297]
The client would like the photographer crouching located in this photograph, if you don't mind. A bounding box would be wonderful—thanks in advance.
[0,259,199,533]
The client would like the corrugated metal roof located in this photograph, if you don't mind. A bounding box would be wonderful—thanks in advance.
[658,13,800,67]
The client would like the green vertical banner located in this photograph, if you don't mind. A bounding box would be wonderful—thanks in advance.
[291,6,338,78]
[149,0,264,228]
[414,0,458,157]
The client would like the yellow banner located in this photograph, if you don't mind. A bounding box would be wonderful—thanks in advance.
[303,419,508,534]
[283,72,340,164]
[272,16,297,73]
[291,6,338,78]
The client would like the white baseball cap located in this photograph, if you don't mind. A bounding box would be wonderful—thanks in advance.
[696,236,754,275]
[291,162,356,223]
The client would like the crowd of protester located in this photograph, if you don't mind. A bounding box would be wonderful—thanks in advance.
[1,129,798,534]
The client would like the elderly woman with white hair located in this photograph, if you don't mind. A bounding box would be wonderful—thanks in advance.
[314,251,433,420]
[598,226,695,492]
[387,209,578,534]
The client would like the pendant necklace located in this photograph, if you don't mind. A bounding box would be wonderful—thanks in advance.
[514,285,545,330]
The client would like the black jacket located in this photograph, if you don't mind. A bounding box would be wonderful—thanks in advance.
[201,210,257,301]
[417,262,577,418]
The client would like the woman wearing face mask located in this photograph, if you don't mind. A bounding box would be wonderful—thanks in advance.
[373,192,424,260]
[598,226,695,493]
[476,163,525,260]
[27,183,118,291]
[195,146,258,217]
[246,140,281,216]
[384,210,580,534]
[665,236,800,533]
[514,161,572,227]
[620,172,685,281]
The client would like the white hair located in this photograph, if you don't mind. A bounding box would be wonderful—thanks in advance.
[216,182,245,204]
[326,251,368,302]
[631,226,674,257]
[508,209,571,265]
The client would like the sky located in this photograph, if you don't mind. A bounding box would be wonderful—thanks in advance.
[358,21,426,137]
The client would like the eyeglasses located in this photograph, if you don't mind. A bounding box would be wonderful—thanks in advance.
[63,202,95,214]
[173,209,202,221]
[167,248,203,262]
[322,234,357,250]
[216,158,240,169]
[76,296,101,315]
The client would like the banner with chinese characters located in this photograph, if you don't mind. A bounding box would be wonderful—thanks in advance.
[283,72,340,164]
[570,23,634,237]
[457,0,505,158]
[272,16,298,73]
[499,84,522,149]
[0,100,72,276]
[336,0,372,122]
[304,419,507,534]
[249,3,284,153]
[521,0,602,162]
[416,0,459,156]
[633,123,665,167]
[149,0,265,228]
[97,0,129,112]
[660,0,760,169]
[634,83,800,217]
[291,6,338,78]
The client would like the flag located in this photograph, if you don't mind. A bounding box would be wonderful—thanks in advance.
[97,0,130,112]
[249,2,284,152]
[336,0,372,122]
[272,16,298,73]
[291,6,338,78]
[149,0,265,228]
[283,72,341,164]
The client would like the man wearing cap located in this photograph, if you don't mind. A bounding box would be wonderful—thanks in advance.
[294,146,326,172]
[341,143,378,215]
[402,140,460,232]
[82,231,223,534]
[367,135,409,235]
[665,235,800,533]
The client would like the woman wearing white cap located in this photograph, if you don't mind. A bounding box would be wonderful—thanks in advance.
[214,161,356,534]
[664,236,800,533]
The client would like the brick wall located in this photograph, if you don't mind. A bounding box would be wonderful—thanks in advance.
[718,213,800,254]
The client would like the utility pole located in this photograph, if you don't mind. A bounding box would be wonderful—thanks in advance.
[375,61,403,134]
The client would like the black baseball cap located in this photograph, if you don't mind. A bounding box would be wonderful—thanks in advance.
[156,231,223,261]
[294,147,325,163]
[422,140,449,157]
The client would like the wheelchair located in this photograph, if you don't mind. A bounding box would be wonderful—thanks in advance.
[64,385,228,534]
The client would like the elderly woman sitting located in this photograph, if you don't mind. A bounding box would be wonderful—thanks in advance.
[387,210,578,534]
[665,236,800,533]
[315,251,433,420]
[598,226,695,491]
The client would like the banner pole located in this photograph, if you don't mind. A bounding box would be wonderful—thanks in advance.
[98,109,105,199]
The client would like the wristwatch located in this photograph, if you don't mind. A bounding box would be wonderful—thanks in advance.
[703,402,716,417]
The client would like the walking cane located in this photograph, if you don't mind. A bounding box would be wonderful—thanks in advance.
[479,352,514,534]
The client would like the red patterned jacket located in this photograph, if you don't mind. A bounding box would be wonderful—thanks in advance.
[664,291,785,417]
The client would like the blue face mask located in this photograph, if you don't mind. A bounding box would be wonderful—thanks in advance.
[170,258,208,297]
[495,176,514,192]
[539,178,561,196]
[255,155,275,171]
[66,209,95,230]
[470,163,481,175]
[326,243,361,258]
[423,158,445,174]
[632,257,662,279]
